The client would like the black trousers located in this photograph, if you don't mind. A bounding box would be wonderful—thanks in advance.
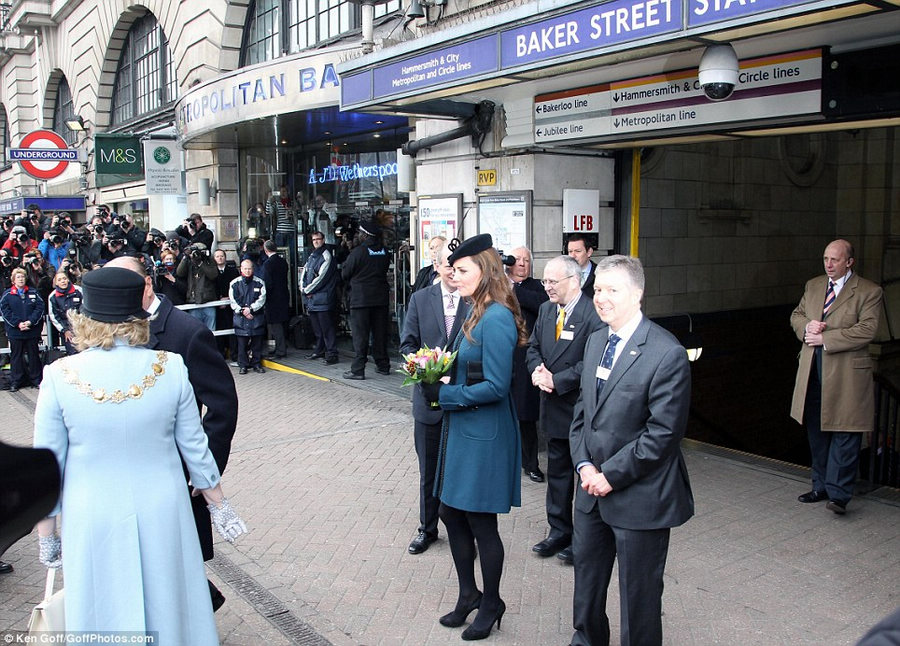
[414,419,442,538]
[236,334,265,368]
[9,337,42,388]
[572,506,670,646]
[349,305,389,374]
[267,322,286,356]
[804,352,862,504]
[519,419,539,473]
[309,309,338,358]
[546,437,575,539]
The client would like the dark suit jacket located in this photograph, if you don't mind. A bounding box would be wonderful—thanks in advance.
[400,283,468,425]
[569,316,693,530]
[0,441,59,556]
[526,295,603,439]
[149,296,239,560]
[511,277,549,421]
[262,253,290,324]
[580,260,597,298]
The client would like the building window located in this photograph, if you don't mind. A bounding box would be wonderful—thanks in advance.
[241,0,400,64]
[53,78,77,145]
[241,0,282,66]
[111,13,178,126]
[0,107,8,168]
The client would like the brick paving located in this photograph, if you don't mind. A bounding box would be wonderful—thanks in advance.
[1,350,899,645]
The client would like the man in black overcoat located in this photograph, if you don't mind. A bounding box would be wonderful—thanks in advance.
[399,242,468,554]
[108,256,239,611]
[526,255,603,565]
[262,239,290,358]
[507,246,548,482]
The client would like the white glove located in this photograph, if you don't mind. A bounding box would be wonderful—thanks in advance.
[208,498,248,543]
[39,534,62,569]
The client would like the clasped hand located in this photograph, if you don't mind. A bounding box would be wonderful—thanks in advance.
[804,320,826,347]
[579,465,613,497]
[531,364,555,393]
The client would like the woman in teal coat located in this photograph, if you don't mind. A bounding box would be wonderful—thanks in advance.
[424,234,527,641]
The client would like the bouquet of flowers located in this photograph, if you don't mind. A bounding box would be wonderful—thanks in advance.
[399,346,457,407]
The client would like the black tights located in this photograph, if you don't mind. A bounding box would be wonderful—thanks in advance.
[439,503,505,609]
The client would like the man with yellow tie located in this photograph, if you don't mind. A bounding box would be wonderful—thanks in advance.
[527,255,603,564]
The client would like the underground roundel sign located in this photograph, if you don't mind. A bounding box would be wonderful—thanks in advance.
[9,129,79,180]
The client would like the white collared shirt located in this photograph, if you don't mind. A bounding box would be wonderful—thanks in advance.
[440,284,459,318]
[605,310,643,369]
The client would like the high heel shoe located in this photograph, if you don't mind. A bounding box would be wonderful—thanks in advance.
[461,599,505,641]
[439,591,482,627]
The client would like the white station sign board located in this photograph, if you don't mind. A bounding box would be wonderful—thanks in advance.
[534,49,822,143]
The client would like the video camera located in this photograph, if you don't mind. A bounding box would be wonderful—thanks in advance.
[496,249,517,267]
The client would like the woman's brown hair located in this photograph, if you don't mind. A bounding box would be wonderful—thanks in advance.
[461,249,528,346]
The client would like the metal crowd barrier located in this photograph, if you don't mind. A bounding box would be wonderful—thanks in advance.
[0,299,236,357]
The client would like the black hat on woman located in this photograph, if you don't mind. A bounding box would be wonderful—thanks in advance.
[80,267,149,323]
[447,233,493,266]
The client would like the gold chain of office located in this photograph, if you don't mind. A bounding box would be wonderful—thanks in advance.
[60,351,169,403]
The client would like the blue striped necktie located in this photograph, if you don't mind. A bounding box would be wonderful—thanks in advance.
[596,334,621,395]
[823,280,836,317]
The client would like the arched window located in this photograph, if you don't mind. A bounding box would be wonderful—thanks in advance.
[53,78,77,145]
[241,0,400,65]
[111,13,178,126]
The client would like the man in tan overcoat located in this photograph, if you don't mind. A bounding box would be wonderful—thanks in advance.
[790,239,883,514]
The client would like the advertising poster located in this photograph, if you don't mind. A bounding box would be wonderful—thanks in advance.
[417,194,461,268]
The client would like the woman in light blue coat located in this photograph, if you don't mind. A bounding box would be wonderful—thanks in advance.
[423,234,527,641]
[33,267,247,645]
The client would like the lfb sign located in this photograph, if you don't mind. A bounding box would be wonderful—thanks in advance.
[8,130,79,180]
[563,189,600,233]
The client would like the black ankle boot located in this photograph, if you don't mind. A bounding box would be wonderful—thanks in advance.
[439,591,482,628]
[461,599,505,641]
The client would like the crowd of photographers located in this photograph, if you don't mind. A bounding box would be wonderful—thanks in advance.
[0,205,236,386]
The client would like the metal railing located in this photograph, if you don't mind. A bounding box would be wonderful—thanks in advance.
[869,373,900,488]
[0,300,235,358]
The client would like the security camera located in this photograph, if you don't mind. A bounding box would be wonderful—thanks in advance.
[698,44,739,101]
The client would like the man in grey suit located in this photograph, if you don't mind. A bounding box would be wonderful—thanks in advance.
[400,243,468,554]
[527,256,603,565]
[569,255,693,646]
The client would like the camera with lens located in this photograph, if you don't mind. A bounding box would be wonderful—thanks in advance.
[188,243,209,263]
[107,235,126,247]
[496,249,517,267]
[49,232,64,245]
[2,218,13,229]
[91,223,105,235]
[15,232,30,245]
[22,252,39,266]
[0,251,16,268]
[71,231,92,247]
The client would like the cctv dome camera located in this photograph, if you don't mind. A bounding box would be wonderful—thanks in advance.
[698,44,739,102]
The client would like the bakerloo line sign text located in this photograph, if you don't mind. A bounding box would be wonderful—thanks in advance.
[308,162,398,184]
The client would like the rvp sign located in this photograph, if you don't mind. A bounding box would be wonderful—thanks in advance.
[563,188,600,233]
[8,130,79,180]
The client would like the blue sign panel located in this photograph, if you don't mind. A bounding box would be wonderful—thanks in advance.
[9,148,78,162]
[688,0,820,28]
[372,36,498,99]
[0,196,86,216]
[342,72,372,106]
[500,0,681,68]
